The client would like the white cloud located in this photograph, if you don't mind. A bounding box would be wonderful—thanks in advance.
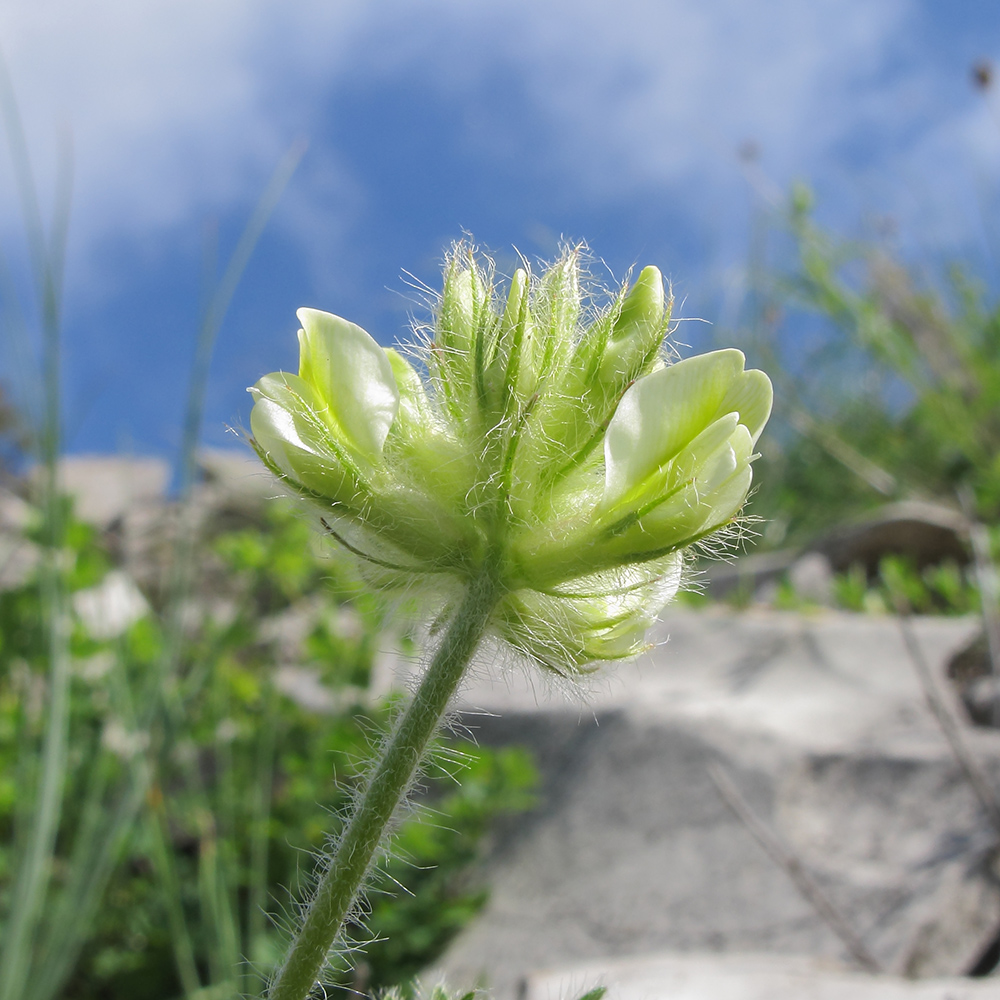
[465,0,908,187]
[0,0,993,300]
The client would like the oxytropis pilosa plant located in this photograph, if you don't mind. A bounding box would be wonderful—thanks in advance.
[249,244,772,1000]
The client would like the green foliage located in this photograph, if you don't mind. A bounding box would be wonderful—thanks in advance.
[0,498,537,1000]
[831,558,976,615]
[876,555,980,616]
[0,506,148,1000]
[729,557,979,616]
[831,564,868,612]
[750,187,1000,542]
[753,402,914,547]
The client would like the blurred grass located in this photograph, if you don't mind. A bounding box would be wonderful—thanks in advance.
[0,492,539,1000]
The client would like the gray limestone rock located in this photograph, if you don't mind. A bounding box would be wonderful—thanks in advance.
[422,609,1000,998]
[703,500,971,605]
[194,448,283,530]
[788,552,835,605]
[522,952,1000,999]
[51,454,170,528]
[814,500,969,575]
[0,488,38,590]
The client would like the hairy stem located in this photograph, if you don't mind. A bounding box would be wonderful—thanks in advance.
[266,562,503,1000]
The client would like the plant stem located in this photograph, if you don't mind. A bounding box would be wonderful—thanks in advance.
[0,51,73,1000]
[266,562,503,1000]
[246,693,278,996]
[147,790,203,997]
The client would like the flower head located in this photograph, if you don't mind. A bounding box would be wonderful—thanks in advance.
[250,244,771,674]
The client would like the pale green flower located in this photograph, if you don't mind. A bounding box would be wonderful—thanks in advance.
[250,245,771,673]
[254,245,773,1000]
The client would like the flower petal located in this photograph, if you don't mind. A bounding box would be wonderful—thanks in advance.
[249,372,354,499]
[717,368,773,445]
[604,349,745,506]
[297,307,399,462]
[665,412,740,493]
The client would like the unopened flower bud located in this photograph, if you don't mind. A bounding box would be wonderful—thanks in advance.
[599,264,667,381]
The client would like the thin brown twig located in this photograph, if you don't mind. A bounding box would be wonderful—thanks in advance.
[707,763,882,974]
[958,486,1000,728]
[896,611,1000,838]
[786,407,897,498]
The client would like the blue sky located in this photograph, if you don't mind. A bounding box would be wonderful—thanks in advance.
[1,0,1000,460]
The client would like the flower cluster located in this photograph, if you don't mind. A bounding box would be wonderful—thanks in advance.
[250,245,771,673]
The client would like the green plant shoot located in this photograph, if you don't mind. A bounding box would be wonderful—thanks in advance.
[249,243,772,999]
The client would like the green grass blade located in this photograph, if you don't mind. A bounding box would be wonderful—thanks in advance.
[177,137,306,498]
[29,759,149,1000]
[0,50,74,1000]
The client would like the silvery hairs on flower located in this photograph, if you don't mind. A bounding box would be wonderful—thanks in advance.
[249,243,772,675]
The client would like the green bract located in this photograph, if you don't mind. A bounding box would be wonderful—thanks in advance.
[249,245,772,673]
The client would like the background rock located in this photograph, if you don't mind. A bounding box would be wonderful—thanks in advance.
[523,952,1000,999]
[0,488,38,590]
[704,500,971,603]
[788,552,835,605]
[950,633,998,728]
[414,609,1000,998]
[814,500,969,575]
[49,455,170,529]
